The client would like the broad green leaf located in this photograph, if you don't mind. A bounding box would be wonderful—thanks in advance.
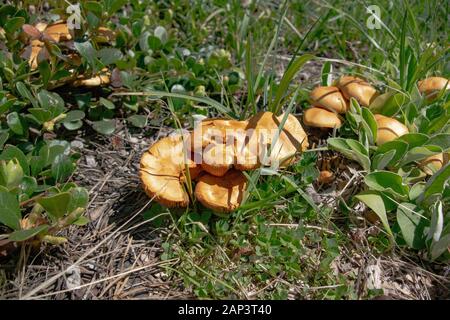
[430,234,450,260]
[427,201,443,242]
[398,133,429,150]
[20,176,37,197]
[0,191,21,230]
[0,132,8,149]
[373,140,408,167]
[99,97,115,110]
[396,203,426,249]
[74,41,100,71]
[426,134,450,152]
[154,26,168,44]
[127,114,147,128]
[92,119,116,135]
[4,16,24,34]
[361,107,377,145]
[327,138,370,171]
[399,145,442,166]
[372,149,396,171]
[28,108,52,123]
[9,225,48,242]
[51,154,75,182]
[38,61,51,86]
[67,187,89,213]
[72,215,90,226]
[419,163,450,203]
[63,110,85,122]
[0,144,29,175]
[16,82,38,108]
[409,182,425,201]
[365,171,409,198]
[7,112,25,135]
[37,192,71,219]
[355,191,394,242]
[98,48,123,65]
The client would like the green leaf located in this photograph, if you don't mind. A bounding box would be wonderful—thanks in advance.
[28,108,52,124]
[270,54,315,114]
[398,133,429,150]
[327,138,371,171]
[4,16,24,34]
[364,171,409,199]
[361,107,377,145]
[84,1,103,16]
[154,26,168,44]
[409,182,425,201]
[355,191,394,242]
[72,215,90,226]
[0,144,29,175]
[399,145,442,166]
[63,110,85,122]
[74,41,100,71]
[426,133,450,152]
[127,114,147,128]
[37,192,71,219]
[0,159,23,190]
[99,97,115,110]
[373,140,408,167]
[16,82,38,108]
[38,61,51,86]
[321,61,333,86]
[372,150,396,171]
[105,0,127,14]
[396,203,426,249]
[51,154,75,183]
[419,163,450,203]
[430,234,450,260]
[148,36,162,50]
[0,191,21,230]
[98,48,123,65]
[7,112,25,135]
[0,132,9,149]
[20,176,37,197]
[9,225,48,242]
[92,119,116,135]
[68,187,89,213]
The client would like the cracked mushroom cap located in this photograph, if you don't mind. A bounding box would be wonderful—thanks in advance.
[244,111,309,168]
[337,75,378,107]
[310,86,349,114]
[44,22,72,42]
[418,77,449,101]
[374,114,409,145]
[303,107,342,129]
[140,135,201,207]
[419,153,447,175]
[195,169,247,213]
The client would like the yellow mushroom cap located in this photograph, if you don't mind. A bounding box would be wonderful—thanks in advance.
[310,86,349,114]
[302,107,342,129]
[140,135,200,207]
[190,119,248,151]
[44,22,71,42]
[418,77,449,101]
[337,75,378,107]
[419,153,446,175]
[195,169,247,213]
[374,114,409,145]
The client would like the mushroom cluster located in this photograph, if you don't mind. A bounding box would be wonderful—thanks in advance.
[140,111,309,213]
[303,75,379,130]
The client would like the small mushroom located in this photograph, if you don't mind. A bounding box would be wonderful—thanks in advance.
[374,114,409,145]
[303,107,342,129]
[337,75,378,107]
[310,86,349,114]
[72,68,111,87]
[140,135,200,207]
[417,76,449,101]
[195,169,247,213]
[44,22,72,42]
[318,170,334,184]
[419,153,447,175]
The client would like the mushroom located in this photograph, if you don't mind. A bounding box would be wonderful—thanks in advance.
[417,76,449,101]
[374,114,409,145]
[72,68,111,87]
[140,135,201,207]
[44,21,72,42]
[310,86,349,114]
[337,75,378,107]
[201,143,235,177]
[195,169,247,213]
[318,170,335,184]
[419,153,447,175]
[244,111,309,168]
[303,107,342,129]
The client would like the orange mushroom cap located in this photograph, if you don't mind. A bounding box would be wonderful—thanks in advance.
[310,86,349,114]
[374,114,409,145]
[303,107,342,129]
[418,76,449,101]
[195,169,247,213]
[337,75,378,107]
[140,135,200,207]
[419,153,447,175]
